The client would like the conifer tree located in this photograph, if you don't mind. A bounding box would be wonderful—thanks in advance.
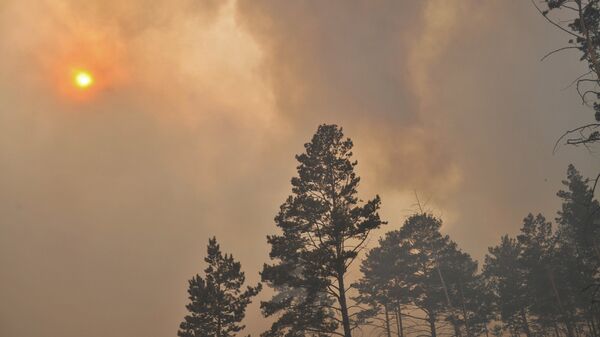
[483,236,532,337]
[555,165,600,332]
[557,164,600,269]
[398,214,453,337]
[355,230,413,337]
[261,124,385,337]
[441,243,481,337]
[178,237,261,337]
[516,214,570,337]
[354,245,395,337]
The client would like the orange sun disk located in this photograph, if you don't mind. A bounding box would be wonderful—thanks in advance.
[73,70,94,89]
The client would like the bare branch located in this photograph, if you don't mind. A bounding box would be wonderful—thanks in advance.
[531,0,584,38]
[541,46,580,61]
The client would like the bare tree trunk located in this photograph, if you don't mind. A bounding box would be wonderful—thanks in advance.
[336,273,352,337]
[429,313,438,337]
[384,304,392,337]
[395,302,404,337]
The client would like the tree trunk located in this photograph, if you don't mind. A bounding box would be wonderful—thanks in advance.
[459,280,471,337]
[429,313,437,337]
[216,284,222,337]
[337,274,352,337]
[395,302,404,337]
[520,308,532,337]
[384,304,392,337]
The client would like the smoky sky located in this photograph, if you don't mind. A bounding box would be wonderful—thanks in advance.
[1,1,599,336]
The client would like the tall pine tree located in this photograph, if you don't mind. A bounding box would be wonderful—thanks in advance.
[178,237,261,337]
[261,124,385,337]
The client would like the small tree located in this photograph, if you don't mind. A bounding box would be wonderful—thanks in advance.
[178,237,261,337]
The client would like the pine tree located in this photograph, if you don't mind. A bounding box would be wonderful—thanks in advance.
[516,213,571,337]
[261,124,385,337]
[555,165,600,334]
[398,213,454,337]
[178,237,261,337]
[441,243,481,337]
[483,236,532,337]
[354,245,395,337]
[355,230,413,337]
[557,164,600,269]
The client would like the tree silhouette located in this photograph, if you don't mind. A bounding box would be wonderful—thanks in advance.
[178,237,261,337]
[483,235,532,337]
[354,244,395,337]
[398,214,454,337]
[261,124,385,337]
[481,165,600,337]
[354,230,413,337]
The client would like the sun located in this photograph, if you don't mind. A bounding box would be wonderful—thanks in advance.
[73,70,94,89]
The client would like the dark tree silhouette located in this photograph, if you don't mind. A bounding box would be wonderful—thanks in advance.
[354,231,413,337]
[178,237,261,337]
[398,214,454,337]
[480,165,600,337]
[557,164,600,266]
[349,165,600,337]
[261,124,385,337]
[556,165,600,317]
[441,243,482,337]
[483,235,532,337]
[517,213,578,337]
[356,213,488,337]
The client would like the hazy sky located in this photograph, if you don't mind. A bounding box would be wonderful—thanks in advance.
[1,1,599,336]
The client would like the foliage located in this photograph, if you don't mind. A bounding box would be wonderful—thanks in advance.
[178,237,261,337]
[261,124,385,337]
